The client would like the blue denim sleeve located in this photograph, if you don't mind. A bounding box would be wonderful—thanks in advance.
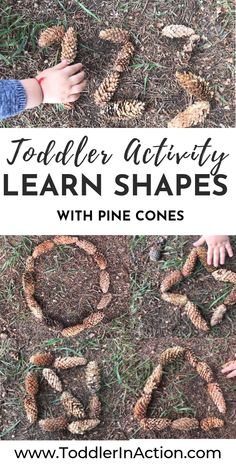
[0,80,27,119]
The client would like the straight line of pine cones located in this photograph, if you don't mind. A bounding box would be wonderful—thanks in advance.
[22,236,112,337]
[23,352,101,435]
[94,28,145,121]
[160,247,236,331]
[134,346,226,432]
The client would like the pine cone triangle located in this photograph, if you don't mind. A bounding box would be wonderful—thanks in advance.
[53,356,87,369]
[159,346,185,366]
[171,418,199,430]
[88,394,102,419]
[68,419,100,434]
[140,418,171,430]
[200,417,224,431]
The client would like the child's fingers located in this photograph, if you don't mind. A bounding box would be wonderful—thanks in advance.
[226,369,236,378]
[226,243,233,257]
[71,83,86,95]
[193,236,205,247]
[68,93,81,102]
[66,63,84,76]
[221,362,236,373]
[213,248,220,267]
[219,246,226,265]
[207,246,213,265]
[70,71,86,85]
[53,60,69,70]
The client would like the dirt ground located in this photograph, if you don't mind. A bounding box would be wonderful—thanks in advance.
[0,235,236,440]
[0,0,235,128]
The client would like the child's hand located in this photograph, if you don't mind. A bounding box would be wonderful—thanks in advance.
[221,356,236,378]
[193,235,233,267]
[36,60,87,104]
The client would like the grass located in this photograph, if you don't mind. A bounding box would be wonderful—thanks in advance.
[73,1,101,21]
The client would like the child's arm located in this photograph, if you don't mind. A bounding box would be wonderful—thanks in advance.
[221,357,236,378]
[193,235,233,267]
[0,60,86,119]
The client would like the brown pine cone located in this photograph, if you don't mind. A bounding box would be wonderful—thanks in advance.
[195,362,214,383]
[25,256,34,272]
[22,272,35,296]
[113,41,135,72]
[61,323,85,337]
[93,252,107,270]
[200,417,224,431]
[88,394,102,419]
[159,346,185,366]
[212,269,236,284]
[39,416,68,432]
[101,100,145,120]
[60,391,85,418]
[68,419,100,435]
[133,393,151,420]
[184,301,209,332]
[184,349,198,368]
[76,239,97,255]
[176,71,214,101]
[207,383,226,414]
[160,270,183,293]
[30,352,54,366]
[140,418,171,431]
[180,34,200,63]
[168,101,210,128]
[181,248,198,277]
[171,418,199,431]
[32,240,55,258]
[61,27,77,64]
[94,72,120,106]
[38,26,65,47]
[100,270,110,293]
[224,287,236,306]
[25,371,39,396]
[99,28,130,44]
[53,236,78,245]
[143,364,163,395]
[25,296,43,320]
[83,311,105,329]
[161,292,188,307]
[162,24,195,38]
[53,356,87,369]
[24,396,38,424]
[196,247,215,273]
[97,293,112,310]
[210,304,227,326]
[42,368,63,392]
[85,361,101,393]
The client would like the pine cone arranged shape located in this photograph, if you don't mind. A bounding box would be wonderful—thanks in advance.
[22,272,35,296]
[210,304,227,327]
[184,301,209,332]
[32,240,55,258]
[196,247,215,273]
[99,28,130,44]
[161,292,188,307]
[160,270,183,293]
[88,394,102,419]
[181,248,198,277]
[100,270,110,293]
[38,26,65,47]
[224,287,236,306]
[25,371,39,396]
[102,100,145,120]
[68,419,100,435]
[143,364,163,395]
[176,71,214,101]
[168,101,210,128]
[53,356,87,369]
[93,252,107,270]
[159,346,185,366]
[200,417,224,431]
[42,368,63,392]
[212,269,236,284]
[39,416,68,432]
[25,296,43,321]
[94,72,120,106]
[24,396,38,424]
[133,393,152,420]
[162,24,195,38]
[196,362,214,383]
[30,352,54,367]
[76,239,97,255]
[61,312,105,337]
[171,418,199,431]
[113,41,135,72]
[60,391,85,418]
[53,236,78,245]
[184,349,198,368]
[97,293,112,310]
[25,256,35,272]
[61,27,77,64]
[85,361,101,393]
[207,383,226,414]
[140,418,171,431]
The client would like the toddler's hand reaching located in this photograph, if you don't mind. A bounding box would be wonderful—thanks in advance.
[221,356,236,378]
[193,235,233,267]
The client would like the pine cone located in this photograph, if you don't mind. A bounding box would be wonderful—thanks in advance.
[200,417,224,431]
[168,101,210,128]
[184,349,198,368]
[94,72,120,106]
[38,26,65,47]
[171,418,199,431]
[93,252,107,270]
[61,27,77,64]
[143,364,163,395]
[176,71,214,101]
[30,352,54,366]
[159,346,185,366]
[224,287,236,306]
[25,256,34,272]
[161,292,188,307]
[181,248,198,277]
[24,396,38,424]
[207,383,226,414]
[62,312,105,337]
[60,391,85,418]
[53,356,87,369]
[184,301,209,332]
[32,240,55,258]
[162,24,195,38]
[210,304,227,326]
[76,239,97,255]
[61,323,85,337]
[160,270,183,293]
[53,236,78,245]
[99,28,130,44]
[88,394,102,419]
[100,270,110,293]
[68,419,100,435]
[25,296,43,320]
[195,362,214,383]
[97,293,112,310]
[140,418,171,431]
[102,100,145,120]
[212,269,236,284]
[133,393,151,420]
[196,247,215,273]
[85,361,101,393]
[180,34,200,63]
[113,41,135,72]
[25,371,39,396]
[22,272,35,296]
[39,416,68,432]
[42,368,63,392]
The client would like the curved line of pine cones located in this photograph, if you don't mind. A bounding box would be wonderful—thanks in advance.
[160,247,236,331]
[133,346,225,432]
[23,353,102,435]
[22,236,112,337]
